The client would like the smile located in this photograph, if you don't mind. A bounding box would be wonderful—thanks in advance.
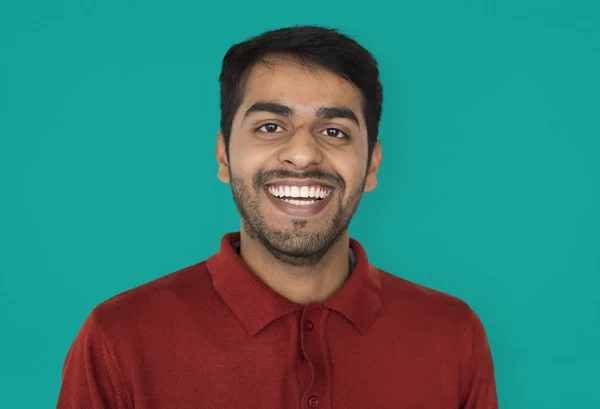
[264,183,335,216]
[268,184,332,204]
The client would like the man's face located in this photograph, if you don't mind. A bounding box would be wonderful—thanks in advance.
[217,57,382,266]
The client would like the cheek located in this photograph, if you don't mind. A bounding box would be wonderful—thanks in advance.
[230,145,263,174]
[334,155,366,186]
[229,147,274,192]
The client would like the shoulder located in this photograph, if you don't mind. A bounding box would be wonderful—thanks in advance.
[89,260,211,333]
[376,268,479,328]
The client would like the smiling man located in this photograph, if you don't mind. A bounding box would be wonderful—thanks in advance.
[58,26,498,409]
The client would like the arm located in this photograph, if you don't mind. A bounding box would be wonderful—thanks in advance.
[57,311,131,409]
[459,308,499,409]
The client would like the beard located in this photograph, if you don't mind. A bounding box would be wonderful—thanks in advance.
[229,167,366,267]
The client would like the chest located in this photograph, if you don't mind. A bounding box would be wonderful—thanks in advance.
[126,319,461,409]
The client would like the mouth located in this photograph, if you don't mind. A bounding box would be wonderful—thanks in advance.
[267,184,333,204]
[264,182,335,217]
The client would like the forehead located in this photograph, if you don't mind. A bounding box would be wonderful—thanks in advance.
[238,58,364,119]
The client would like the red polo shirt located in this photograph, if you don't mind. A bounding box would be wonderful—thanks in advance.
[57,232,498,409]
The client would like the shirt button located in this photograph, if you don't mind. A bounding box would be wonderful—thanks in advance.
[304,320,314,332]
[308,396,319,407]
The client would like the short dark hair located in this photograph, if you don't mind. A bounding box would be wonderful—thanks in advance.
[218,25,383,161]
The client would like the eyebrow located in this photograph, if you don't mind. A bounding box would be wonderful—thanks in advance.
[242,100,360,128]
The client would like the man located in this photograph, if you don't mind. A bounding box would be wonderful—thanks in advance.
[58,26,498,408]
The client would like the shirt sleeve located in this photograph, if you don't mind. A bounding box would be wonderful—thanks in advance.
[57,310,131,409]
[459,307,499,409]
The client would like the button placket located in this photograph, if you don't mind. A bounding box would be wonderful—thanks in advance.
[299,303,331,409]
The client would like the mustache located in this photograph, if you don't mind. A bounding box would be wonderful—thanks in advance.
[252,168,345,191]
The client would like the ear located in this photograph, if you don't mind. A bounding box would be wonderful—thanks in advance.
[216,131,230,184]
[364,141,382,192]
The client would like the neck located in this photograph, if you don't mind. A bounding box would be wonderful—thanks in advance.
[238,227,351,305]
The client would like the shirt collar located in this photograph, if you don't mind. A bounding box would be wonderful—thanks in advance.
[206,232,382,337]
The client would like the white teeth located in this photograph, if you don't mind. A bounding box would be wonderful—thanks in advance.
[268,184,332,200]
[283,198,317,206]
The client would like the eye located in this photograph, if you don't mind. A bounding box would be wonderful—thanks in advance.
[257,123,284,133]
[322,128,347,139]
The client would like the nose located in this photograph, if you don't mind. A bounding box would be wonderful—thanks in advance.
[278,129,323,170]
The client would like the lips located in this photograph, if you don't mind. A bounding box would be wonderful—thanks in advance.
[264,185,335,217]
[267,184,333,201]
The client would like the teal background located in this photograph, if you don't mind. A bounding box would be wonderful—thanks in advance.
[1,0,599,407]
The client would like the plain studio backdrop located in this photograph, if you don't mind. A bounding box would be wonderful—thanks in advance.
[1,1,598,407]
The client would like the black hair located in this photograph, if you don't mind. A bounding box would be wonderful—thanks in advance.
[218,25,383,162]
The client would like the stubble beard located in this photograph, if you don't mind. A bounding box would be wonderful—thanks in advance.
[229,169,366,268]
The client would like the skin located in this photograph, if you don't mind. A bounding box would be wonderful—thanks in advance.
[216,56,382,305]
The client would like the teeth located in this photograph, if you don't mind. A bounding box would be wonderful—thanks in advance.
[268,184,332,199]
[282,198,317,206]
